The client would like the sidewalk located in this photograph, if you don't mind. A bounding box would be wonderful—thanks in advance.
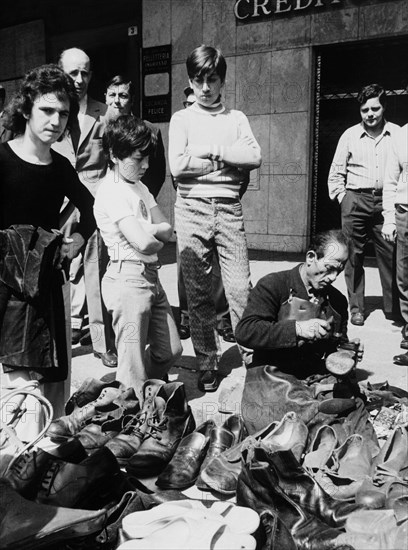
[71,243,408,425]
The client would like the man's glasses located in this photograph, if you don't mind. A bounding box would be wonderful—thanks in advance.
[183,101,195,108]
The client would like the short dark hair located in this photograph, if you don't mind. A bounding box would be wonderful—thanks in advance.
[357,84,387,108]
[308,229,352,259]
[106,75,136,98]
[186,45,227,82]
[102,115,156,168]
[1,64,78,137]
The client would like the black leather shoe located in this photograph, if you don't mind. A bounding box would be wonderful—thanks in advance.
[218,327,236,343]
[318,398,356,415]
[178,323,190,340]
[393,352,408,366]
[400,324,408,350]
[94,350,118,368]
[5,438,87,499]
[350,312,364,326]
[156,420,215,489]
[126,382,196,477]
[198,370,219,392]
[36,447,126,509]
[71,328,82,346]
[79,329,92,346]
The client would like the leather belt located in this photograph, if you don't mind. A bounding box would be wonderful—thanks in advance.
[350,188,382,196]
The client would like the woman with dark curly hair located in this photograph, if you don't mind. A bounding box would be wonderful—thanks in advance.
[0,64,96,420]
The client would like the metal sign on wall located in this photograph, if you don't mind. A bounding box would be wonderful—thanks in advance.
[142,45,172,123]
[234,0,380,21]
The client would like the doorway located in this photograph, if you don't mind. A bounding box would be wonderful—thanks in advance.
[312,36,408,234]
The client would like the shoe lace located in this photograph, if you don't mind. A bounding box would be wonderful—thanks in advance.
[9,450,32,474]
[40,461,61,495]
[145,413,168,441]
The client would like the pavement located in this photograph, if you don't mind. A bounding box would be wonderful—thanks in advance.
[71,242,408,427]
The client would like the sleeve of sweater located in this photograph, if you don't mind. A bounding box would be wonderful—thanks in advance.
[235,273,298,350]
[209,111,261,170]
[168,110,219,178]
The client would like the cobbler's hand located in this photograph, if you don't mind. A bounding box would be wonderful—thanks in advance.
[295,318,332,341]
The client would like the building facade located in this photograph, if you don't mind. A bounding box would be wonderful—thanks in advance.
[1,0,407,252]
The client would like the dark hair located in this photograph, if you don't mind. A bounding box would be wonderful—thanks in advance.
[357,84,387,108]
[308,229,352,259]
[186,45,227,82]
[2,64,78,137]
[183,86,193,98]
[102,115,156,168]
[0,87,5,102]
[106,75,136,99]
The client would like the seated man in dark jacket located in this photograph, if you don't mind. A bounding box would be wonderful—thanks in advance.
[236,229,365,434]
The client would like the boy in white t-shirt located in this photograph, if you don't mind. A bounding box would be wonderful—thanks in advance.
[94,115,182,397]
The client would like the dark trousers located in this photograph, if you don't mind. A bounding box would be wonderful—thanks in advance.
[396,205,408,323]
[177,245,232,331]
[341,190,396,315]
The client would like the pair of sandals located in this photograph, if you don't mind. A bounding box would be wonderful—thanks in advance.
[117,499,259,549]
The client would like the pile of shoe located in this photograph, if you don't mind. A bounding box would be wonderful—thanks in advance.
[116,499,259,549]
[154,413,248,491]
[196,411,308,496]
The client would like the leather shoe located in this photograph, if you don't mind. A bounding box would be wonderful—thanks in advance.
[350,312,364,326]
[178,323,190,340]
[94,350,118,368]
[71,328,82,346]
[106,379,165,465]
[0,479,106,550]
[65,377,124,414]
[198,370,218,392]
[400,324,408,349]
[218,327,236,343]
[156,420,215,489]
[126,382,196,477]
[318,397,356,415]
[79,328,92,346]
[47,386,137,440]
[36,447,125,509]
[393,352,408,366]
[5,438,87,499]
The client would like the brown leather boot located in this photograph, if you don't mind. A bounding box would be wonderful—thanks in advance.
[47,387,137,440]
[126,382,196,477]
[105,379,165,465]
[0,479,106,550]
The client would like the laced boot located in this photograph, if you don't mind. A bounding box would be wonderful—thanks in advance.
[64,377,124,414]
[126,382,196,477]
[105,379,165,465]
[47,386,136,441]
[0,479,106,550]
[35,446,128,510]
[4,438,87,499]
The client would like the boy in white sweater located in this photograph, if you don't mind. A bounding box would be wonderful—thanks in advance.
[169,45,261,392]
[94,116,182,397]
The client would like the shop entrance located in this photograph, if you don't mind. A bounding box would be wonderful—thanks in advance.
[312,37,408,234]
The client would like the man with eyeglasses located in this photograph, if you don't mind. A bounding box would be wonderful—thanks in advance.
[236,229,365,434]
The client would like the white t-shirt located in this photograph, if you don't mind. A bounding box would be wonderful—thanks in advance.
[94,168,158,263]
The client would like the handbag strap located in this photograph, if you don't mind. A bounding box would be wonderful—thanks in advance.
[1,386,54,474]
